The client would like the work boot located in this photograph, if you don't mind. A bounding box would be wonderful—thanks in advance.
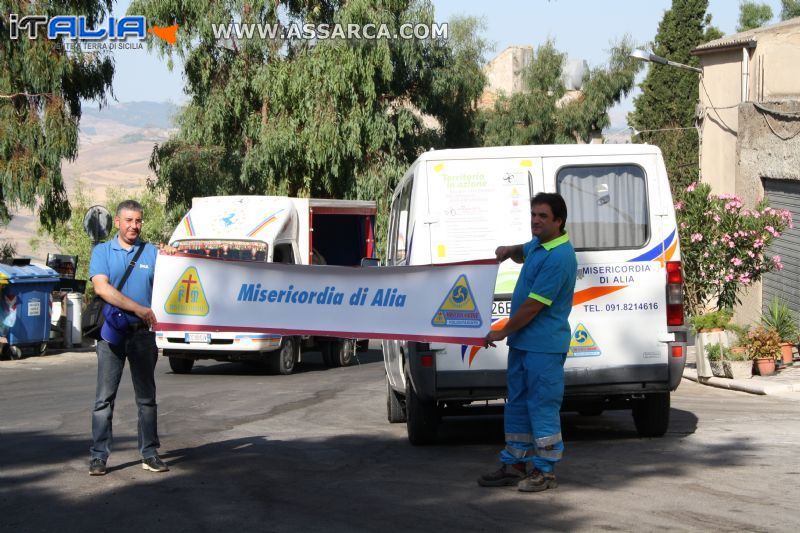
[89,458,107,476]
[477,463,526,487]
[142,455,169,473]
[517,468,557,492]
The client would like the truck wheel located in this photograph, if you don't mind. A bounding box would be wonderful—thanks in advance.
[268,337,297,375]
[168,355,194,374]
[405,381,439,445]
[323,339,354,368]
[632,392,670,438]
[386,375,406,423]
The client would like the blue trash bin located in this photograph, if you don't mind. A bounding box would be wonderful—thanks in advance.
[0,264,60,359]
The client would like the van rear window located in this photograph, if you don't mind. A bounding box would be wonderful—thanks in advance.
[556,165,648,250]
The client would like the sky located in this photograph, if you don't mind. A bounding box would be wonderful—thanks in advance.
[106,0,788,129]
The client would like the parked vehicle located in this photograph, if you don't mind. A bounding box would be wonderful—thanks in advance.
[382,144,687,443]
[157,195,377,374]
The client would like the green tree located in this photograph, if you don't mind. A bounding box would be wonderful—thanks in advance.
[781,0,800,19]
[0,1,114,229]
[737,1,774,31]
[479,38,642,146]
[628,0,721,194]
[129,0,488,256]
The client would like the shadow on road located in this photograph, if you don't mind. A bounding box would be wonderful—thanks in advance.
[0,403,728,533]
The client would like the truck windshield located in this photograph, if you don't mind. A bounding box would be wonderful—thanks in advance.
[173,240,268,262]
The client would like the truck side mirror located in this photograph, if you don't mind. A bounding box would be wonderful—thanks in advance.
[360,257,380,267]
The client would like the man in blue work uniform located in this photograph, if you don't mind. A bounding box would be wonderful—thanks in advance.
[88,200,169,476]
[478,192,577,492]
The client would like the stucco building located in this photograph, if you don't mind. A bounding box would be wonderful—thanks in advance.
[693,18,800,323]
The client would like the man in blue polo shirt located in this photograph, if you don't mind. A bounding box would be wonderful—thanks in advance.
[88,200,169,476]
[478,192,577,492]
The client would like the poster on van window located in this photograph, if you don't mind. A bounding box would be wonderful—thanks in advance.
[151,254,500,345]
[426,159,533,294]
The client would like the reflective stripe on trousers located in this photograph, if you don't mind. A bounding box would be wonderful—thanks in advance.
[500,348,566,473]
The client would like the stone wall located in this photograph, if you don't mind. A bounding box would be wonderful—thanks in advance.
[735,100,800,325]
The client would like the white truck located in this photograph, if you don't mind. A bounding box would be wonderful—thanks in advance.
[157,195,377,374]
[383,144,687,444]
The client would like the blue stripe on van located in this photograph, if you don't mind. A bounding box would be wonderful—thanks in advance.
[628,229,676,262]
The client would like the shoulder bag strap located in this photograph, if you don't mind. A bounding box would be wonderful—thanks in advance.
[115,241,147,292]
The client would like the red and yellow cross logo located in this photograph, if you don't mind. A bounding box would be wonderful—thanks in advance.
[165,267,209,316]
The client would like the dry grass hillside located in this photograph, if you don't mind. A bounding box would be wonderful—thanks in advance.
[1,102,177,260]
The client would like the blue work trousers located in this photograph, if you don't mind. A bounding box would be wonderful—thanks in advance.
[90,331,160,461]
[501,348,566,473]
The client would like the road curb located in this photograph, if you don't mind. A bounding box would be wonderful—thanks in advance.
[683,367,800,395]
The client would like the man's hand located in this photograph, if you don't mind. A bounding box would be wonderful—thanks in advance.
[135,306,157,328]
[159,243,178,255]
[495,246,512,262]
[494,244,524,264]
[485,329,507,348]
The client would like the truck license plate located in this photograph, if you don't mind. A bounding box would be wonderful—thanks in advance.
[185,333,211,344]
[492,300,511,317]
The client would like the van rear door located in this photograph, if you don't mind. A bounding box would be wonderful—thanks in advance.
[425,156,542,371]
[543,155,674,383]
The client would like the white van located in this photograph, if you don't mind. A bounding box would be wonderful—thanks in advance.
[157,195,377,374]
[382,145,687,444]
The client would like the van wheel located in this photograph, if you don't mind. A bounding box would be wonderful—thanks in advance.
[323,339,354,368]
[268,337,297,375]
[168,355,194,374]
[632,392,670,437]
[406,382,438,445]
[579,406,604,416]
[387,376,407,423]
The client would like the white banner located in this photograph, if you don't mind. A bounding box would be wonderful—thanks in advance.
[152,254,499,345]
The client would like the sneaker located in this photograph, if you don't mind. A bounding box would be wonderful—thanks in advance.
[89,458,107,476]
[477,464,526,487]
[142,455,169,473]
[517,469,558,492]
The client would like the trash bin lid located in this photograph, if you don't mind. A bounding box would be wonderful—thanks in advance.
[0,264,61,283]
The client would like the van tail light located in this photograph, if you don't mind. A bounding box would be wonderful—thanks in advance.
[666,261,684,327]
[671,345,684,358]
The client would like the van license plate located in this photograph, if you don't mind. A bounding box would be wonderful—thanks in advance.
[492,300,511,317]
[185,333,211,344]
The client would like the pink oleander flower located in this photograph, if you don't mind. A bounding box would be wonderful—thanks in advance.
[747,251,755,258]
[731,258,743,266]
[713,214,721,222]
[724,274,733,282]
[703,252,710,258]
[739,274,751,285]
[728,241,735,248]
[674,201,684,210]
[686,182,696,192]
[754,239,764,248]
[680,222,688,229]
[691,233,703,242]
[773,255,783,270]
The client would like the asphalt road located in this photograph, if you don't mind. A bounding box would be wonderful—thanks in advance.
[2,346,800,532]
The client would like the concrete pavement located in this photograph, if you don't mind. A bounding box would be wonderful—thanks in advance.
[684,346,800,395]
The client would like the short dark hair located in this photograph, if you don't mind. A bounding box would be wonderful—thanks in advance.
[116,200,144,216]
[531,192,568,232]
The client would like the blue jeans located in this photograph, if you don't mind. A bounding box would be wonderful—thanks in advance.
[91,331,160,461]
[501,348,566,473]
